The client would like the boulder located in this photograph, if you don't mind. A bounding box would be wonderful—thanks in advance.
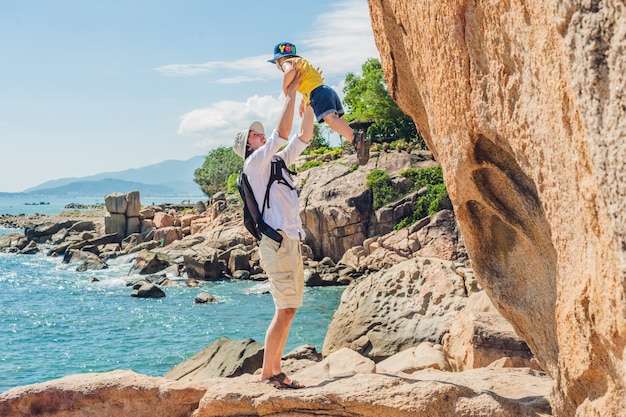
[153,212,174,228]
[164,337,264,381]
[376,342,451,374]
[443,291,539,372]
[104,212,125,242]
[370,1,626,414]
[227,247,250,273]
[126,216,140,235]
[87,233,119,247]
[24,220,74,243]
[153,226,182,247]
[129,250,176,275]
[125,190,141,217]
[194,292,218,304]
[140,208,155,219]
[153,234,206,263]
[0,368,552,417]
[0,232,28,253]
[19,240,39,255]
[180,213,201,228]
[323,256,469,361]
[75,252,108,272]
[104,192,127,214]
[68,221,96,233]
[130,282,165,298]
[184,246,222,281]
[295,347,376,380]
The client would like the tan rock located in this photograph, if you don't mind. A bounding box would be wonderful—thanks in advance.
[165,337,263,381]
[295,347,376,380]
[323,256,469,360]
[376,342,451,374]
[125,190,141,217]
[181,213,201,228]
[0,370,209,417]
[103,212,125,241]
[126,216,140,235]
[153,226,182,247]
[153,212,174,228]
[139,208,155,219]
[443,291,539,372]
[104,192,127,214]
[298,152,435,261]
[369,0,626,414]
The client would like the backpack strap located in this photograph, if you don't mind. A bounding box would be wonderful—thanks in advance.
[262,156,296,211]
[237,171,282,243]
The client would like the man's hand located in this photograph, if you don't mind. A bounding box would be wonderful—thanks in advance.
[277,61,304,139]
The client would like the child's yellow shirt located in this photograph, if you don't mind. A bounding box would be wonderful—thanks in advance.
[285,57,324,102]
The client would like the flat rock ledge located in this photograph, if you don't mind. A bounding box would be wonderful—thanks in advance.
[1,368,553,417]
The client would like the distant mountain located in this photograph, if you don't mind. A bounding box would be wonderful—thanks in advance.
[20,179,178,197]
[22,156,206,197]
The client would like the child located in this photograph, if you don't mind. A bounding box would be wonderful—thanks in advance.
[268,42,370,165]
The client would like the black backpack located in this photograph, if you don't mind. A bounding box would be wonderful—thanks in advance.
[236,157,296,243]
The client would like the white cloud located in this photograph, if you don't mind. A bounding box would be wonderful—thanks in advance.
[155,61,226,76]
[172,0,378,152]
[215,76,264,85]
[155,55,276,81]
[178,94,288,150]
[299,0,379,77]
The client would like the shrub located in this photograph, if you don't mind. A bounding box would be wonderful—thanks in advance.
[367,169,398,210]
[393,172,452,230]
[298,160,323,172]
[400,166,444,190]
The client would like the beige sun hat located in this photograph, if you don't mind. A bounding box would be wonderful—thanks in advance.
[233,121,264,159]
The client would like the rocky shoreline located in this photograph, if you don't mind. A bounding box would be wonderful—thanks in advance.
[0,151,553,416]
[0,209,105,230]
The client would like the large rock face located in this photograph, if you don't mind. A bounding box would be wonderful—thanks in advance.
[298,151,437,261]
[368,1,625,416]
[0,369,553,417]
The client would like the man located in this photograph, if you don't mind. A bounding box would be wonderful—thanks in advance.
[232,68,312,389]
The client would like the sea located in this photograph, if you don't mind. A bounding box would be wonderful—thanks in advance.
[0,196,344,393]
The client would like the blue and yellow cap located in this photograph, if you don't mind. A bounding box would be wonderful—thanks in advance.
[268,42,299,64]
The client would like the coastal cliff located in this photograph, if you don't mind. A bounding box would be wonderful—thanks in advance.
[368,0,625,415]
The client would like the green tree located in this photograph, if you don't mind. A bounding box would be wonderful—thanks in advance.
[304,124,330,155]
[343,58,425,148]
[193,146,242,198]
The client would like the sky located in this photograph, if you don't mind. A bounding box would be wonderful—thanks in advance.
[0,0,379,192]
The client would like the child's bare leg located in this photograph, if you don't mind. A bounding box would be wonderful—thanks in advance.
[323,113,354,142]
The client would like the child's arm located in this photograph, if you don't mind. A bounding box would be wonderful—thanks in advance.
[280,59,298,96]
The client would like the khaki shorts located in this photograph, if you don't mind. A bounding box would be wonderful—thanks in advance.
[258,232,304,309]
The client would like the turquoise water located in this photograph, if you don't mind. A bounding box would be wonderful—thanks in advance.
[0,198,344,393]
[0,195,204,216]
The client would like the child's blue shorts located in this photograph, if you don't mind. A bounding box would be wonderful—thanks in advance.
[309,85,345,123]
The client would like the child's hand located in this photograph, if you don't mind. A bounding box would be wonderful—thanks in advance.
[315,66,325,82]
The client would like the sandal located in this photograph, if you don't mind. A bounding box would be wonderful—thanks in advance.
[349,120,374,166]
[266,372,305,389]
[352,131,370,165]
